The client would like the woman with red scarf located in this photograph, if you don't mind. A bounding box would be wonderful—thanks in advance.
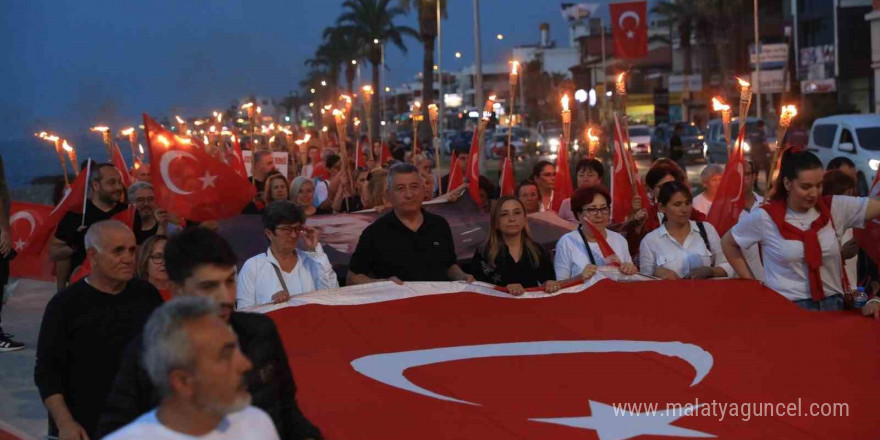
[722,149,880,311]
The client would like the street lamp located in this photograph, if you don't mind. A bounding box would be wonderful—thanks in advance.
[321,81,327,87]
[455,51,462,58]
[496,34,504,40]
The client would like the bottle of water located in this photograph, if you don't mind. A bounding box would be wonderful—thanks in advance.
[853,287,868,309]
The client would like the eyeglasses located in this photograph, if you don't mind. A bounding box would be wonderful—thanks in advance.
[275,225,305,236]
[582,206,611,216]
[134,197,155,204]
[148,253,164,263]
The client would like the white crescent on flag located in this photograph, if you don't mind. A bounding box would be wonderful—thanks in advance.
[10,210,36,251]
[618,11,640,29]
[160,150,198,195]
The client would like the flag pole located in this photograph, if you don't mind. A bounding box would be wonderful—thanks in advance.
[80,160,91,229]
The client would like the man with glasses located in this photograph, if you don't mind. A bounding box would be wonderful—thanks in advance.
[128,182,171,244]
[237,201,338,307]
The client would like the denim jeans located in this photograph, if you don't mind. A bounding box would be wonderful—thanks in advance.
[793,294,845,312]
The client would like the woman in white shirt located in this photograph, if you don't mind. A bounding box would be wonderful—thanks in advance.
[722,149,880,311]
[237,201,339,308]
[691,164,723,215]
[555,186,637,281]
[639,181,732,280]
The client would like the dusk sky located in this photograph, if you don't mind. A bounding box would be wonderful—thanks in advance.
[1,0,624,139]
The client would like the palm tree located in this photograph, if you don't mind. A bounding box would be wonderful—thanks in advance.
[306,45,343,101]
[336,0,419,140]
[323,26,363,96]
[399,0,447,116]
[652,0,698,79]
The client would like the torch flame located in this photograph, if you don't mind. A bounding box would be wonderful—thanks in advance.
[413,101,421,109]
[322,126,328,132]
[303,133,311,143]
[510,61,519,76]
[587,128,599,143]
[36,131,48,138]
[362,85,373,94]
[269,135,276,143]
[62,140,73,152]
[241,102,254,109]
[256,106,262,114]
[175,116,184,124]
[216,113,223,123]
[324,104,332,111]
[156,135,170,147]
[781,104,798,119]
[332,109,343,117]
[712,97,730,112]
[561,94,570,112]
[340,95,352,104]
[617,72,625,84]
[139,144,145,155]
[736,77,750,88]
[203,135,209,145]
[91,126,109,133]
[121,127,135,136]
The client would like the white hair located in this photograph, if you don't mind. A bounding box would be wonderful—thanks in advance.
[127,181,154,203]
[700,164,724,182]
[83,219,131,252]
[386,163,419,191]
[141,296,220,397]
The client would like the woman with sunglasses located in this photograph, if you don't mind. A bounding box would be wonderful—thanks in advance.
[723,148,880,312]
[555,186,637,281]
[237,201,339,308]
[136,235,172,301]
[470,196,560,296]
[640,181,732,280]
[531,160,557,212]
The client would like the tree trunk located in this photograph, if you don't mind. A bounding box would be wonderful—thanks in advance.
[371,61,381,143]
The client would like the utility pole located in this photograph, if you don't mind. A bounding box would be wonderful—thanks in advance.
[473,0,485,173]
[754,0,763,118]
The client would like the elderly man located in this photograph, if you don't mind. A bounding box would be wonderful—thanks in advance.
[35,220,163,440]
[134,164,151,183]
[237,201,338,308]
[97,228,322,440]
[253,150,277,193]
[692,164,724,215]
[347,163,474,285]
[50,163,129,288]
[128,182,170,244]
[103,297,279,439]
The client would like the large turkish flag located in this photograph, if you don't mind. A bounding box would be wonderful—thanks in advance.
[610,1,648,60]
[8,202,54,281]
[144,114,255,222]
[266,279,879,439]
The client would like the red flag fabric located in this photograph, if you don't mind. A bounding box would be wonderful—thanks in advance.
[111,144,133,189]
[227,134,248,177]
[144,114,256,222]
[9,202,54,281]
[380,142,393,165]
[610,1,648,59]
[583,221,620,267]
[466,128,483,206]
[262,279,880,439]
[446,151,463,194]
[706,126,748,237]
[499,157,515,197]
[854,170,880,264]
[551,140,573,212]
[610,114,650,226]
[355,139,367,169]
[20,161,91,257]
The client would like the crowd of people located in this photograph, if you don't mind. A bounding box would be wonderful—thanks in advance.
[0,124,878,439]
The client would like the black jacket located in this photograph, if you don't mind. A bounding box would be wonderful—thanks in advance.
[95,311,322,440]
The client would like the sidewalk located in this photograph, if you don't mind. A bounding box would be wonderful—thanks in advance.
[1,280,54,439]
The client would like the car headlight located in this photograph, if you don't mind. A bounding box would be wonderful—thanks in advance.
[703,142,708,157]
[742,141,751,153]
[549,138,560,152]
[870,159,880,171]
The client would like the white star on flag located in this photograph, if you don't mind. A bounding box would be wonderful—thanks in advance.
[627,31,635,39]
[199,170,217,189]
[13,239,26,251]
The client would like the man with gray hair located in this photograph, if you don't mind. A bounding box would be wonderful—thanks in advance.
[347,163,474,285]
[35,220,163,440]
[128,181,171,244]
[103,297,279,439]
[692,164,725,215]
[50,162,129,288]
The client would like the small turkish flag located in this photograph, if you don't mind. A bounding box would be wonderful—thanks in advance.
[355,138,367,169]
[465,128,483,206]
[551,139,573,212]
[111,143,133,189]
[446,151,463,194]
[706,126,748,237]
[20,160,91,257]
[380,142,394,165]
[9,202,54,281]
[610,1,648,59]
[854,169,880,265]
[144,114,256,222]
[228,134,248,177]
[610,114,655,232]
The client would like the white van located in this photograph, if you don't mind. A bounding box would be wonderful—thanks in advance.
[808,114,880,195]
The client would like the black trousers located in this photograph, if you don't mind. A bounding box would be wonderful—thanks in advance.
[0,257,7,327]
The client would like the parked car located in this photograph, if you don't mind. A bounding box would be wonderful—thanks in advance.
[651,122,706,162]
[441,129,457,154]
[488,127,547,158]
[808,114,880,195]
[449,130,492,156]
[704,117,772,164]
[628,125,652,158]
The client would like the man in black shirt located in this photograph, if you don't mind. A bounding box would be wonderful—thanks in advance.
[252,150,276,194]
[128,182,169,244]
[347,163,474,285]
[50,163,128,287]
[96,227,322,440]
[35,220,163,440]
[0,154,24,351]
